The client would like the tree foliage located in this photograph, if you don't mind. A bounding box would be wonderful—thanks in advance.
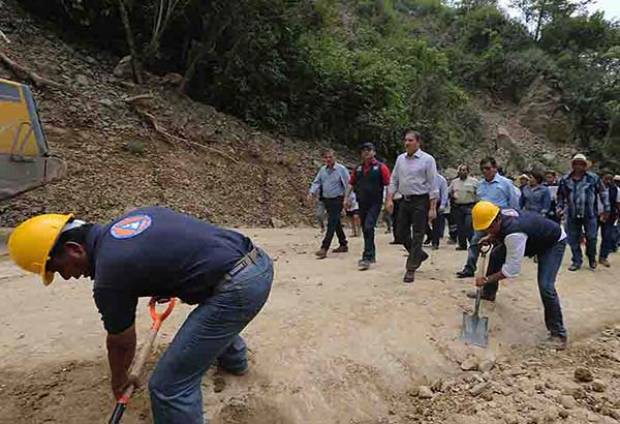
[19,0,620,168]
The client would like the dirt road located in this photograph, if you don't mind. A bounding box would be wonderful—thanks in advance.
[1,228,619,423]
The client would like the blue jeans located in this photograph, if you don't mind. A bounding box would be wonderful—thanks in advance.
[359,201,381,261]
[600,219,617,259]
[463,231,484,272]
[565,216,598,266]
[149,249,274,424]
[482,240,567,338]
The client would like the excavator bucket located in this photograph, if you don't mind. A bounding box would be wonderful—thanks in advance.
[0,79,65,200]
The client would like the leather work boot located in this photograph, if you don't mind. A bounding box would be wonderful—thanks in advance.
[456,269,474,278]
[403,270,415,283]
[466,290,495,302]
[332,245,348,253]
[315,248,327,259]
[599,258,611,268]
[588,258,597,270]
[544,335,568,351]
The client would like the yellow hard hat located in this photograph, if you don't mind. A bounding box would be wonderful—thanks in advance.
[472,201,500,231]
[7,213,73,285]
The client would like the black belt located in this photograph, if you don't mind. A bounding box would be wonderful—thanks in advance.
[226,247,259,279]
[402,193,429,201]
[455,202,476,207]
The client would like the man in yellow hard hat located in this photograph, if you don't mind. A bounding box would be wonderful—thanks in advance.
[8,207,274,423]
[469,200,568,349]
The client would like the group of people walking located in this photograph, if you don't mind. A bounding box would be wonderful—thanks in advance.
[308,130,620,349]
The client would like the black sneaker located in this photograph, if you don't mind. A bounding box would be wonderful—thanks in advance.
[358,259,370,271]
[456,269,474,278]
[568,263,580,271]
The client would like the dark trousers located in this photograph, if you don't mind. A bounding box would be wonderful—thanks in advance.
[397,194,430,271]
[447,208,458,242]
[453,203,475,249]
[392,199,402,242]
[565,216,597,266]
[321,196,347,249]
[600,218,617,259]
[482,241,567,338]
[359,201,382,261]
[425,210,446,247]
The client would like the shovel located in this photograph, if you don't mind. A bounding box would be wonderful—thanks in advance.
[460,244,491,348]
[108,297,176,424]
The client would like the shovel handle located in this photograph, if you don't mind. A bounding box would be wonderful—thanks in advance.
[473,248,490,317]
[108,297,176,424]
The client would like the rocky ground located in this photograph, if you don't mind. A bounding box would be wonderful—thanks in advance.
[385,328,620,424]
[1,228,619,424]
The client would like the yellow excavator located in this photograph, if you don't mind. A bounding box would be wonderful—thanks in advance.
[0,78,65,200]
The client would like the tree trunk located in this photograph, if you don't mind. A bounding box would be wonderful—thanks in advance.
[534,0,547,42]
[117,0,143,84]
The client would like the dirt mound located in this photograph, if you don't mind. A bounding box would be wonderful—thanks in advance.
[0,0,355,227]
[0,360,151,424]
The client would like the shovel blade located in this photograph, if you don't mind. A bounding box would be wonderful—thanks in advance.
[460,312,489,348]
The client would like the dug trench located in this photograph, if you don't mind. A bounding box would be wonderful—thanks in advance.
[1,229,619,423]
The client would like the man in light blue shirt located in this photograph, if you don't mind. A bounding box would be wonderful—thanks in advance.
[426,173,449,249]
[457,157,519,278]
[308,149,350,259]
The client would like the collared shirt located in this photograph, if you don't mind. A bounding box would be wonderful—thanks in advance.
[449,176,479,204]
[87,207,253,334]
[520,184,552,215]
[557,171,610,219]
[388,149,439,199]
[309,162,350,199]
[476,174,520,209]
[436,174,449,210]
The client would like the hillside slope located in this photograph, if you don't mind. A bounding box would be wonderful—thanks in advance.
[0,1,356,227]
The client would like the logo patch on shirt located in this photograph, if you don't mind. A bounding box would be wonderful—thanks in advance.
[501,209,519,217]
[110,214,152,239]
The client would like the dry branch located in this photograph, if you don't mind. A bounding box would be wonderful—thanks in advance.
[124,93,155,103]
[0,50,62,88]
[125,99,239,163]
[0,29,10,44]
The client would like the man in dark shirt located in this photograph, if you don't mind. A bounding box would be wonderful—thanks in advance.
[347,142,391,270]
[469,201,568,349]
[7,207,273,423]
[600,172,619,267]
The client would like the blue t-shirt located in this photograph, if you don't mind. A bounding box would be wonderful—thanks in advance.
[86,206,253,334]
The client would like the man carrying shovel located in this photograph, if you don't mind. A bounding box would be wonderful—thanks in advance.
[468,201,568,349]
[7,206,273,423]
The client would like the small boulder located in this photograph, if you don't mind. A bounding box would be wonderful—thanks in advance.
[461,356,478,371]
[574,368,594,383]
[591,380,606,393]
[559,395,576,409]
[479,359,496,373]
[418,385,433,399]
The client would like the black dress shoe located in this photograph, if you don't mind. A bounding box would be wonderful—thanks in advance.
[403,270,415,283]
[456,269,474,278]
